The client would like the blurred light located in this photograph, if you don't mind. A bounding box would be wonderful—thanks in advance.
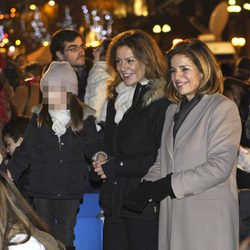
[43,41,49,46]
[79,26,84,33]
[15,39,21,46]
[90,40,100,47]
[4,33,8,38]
[105,15,111,20]
[0,48,6,53]
[9,45,15,53]
[172,39,183,46]
[10,8,16,13]
[3,38,9,44]
[0,14,4,20]
[29,4,37,10]
[228,0,236,5]
[227,5,241,12]
[10,13,16,18]
[48,0,55,6]
[243,3,250,10]
[9,29,14,34]
[94,16,100,22]
[153,25,161,33]
[85,41,100,47]
[142,10,148,16]
[231,37,246,47]
[162,24,171,33]
[0,42,5,47]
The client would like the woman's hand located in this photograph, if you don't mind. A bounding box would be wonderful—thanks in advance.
[92,152,108,179]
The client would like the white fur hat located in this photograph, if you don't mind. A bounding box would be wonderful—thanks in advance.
[40,61,78,95]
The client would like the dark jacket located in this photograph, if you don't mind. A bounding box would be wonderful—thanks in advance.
[93,80,170,222]
[6,106,101,199]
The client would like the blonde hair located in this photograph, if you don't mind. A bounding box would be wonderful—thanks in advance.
[106,29,167,99]
[0,172,48,250]
[166,39,223,103]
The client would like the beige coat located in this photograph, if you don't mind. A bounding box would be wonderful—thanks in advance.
[145,94,241,250]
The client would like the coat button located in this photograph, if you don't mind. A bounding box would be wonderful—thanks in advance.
[114,181,117,185]
[120,161,124,166]
[60,160,63,163]
[57,193,61,197]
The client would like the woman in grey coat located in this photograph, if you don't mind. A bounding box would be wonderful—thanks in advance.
[124,39,241,250]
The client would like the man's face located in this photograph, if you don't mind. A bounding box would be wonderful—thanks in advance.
[57,36,85,68]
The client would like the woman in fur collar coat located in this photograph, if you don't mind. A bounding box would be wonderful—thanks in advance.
[91,29,170,250]
[5,61,101,250]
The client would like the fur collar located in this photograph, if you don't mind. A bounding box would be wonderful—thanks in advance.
[143,78,166,106]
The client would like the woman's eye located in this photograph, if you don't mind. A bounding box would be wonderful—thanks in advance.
[127,59,134,64]
[182,67,189,72]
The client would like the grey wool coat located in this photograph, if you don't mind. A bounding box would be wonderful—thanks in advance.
[144,94,241,250]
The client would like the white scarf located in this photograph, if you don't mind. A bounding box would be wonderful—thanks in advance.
[114,79,149,124]
[114,82,136,124]
[49,110,71,137]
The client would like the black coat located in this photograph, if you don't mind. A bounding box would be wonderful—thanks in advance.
[7,112,101,199]
[95,82,170,221]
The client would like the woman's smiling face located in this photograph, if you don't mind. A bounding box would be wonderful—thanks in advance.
[115,45,146,86]
[170,54,203,101]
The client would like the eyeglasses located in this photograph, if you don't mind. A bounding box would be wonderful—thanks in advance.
[63,44,85,53]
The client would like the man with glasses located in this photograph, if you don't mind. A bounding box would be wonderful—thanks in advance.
[49,29,91,101]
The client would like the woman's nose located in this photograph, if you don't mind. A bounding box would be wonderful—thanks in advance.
[120,62,127,71]
[174,70,183,79]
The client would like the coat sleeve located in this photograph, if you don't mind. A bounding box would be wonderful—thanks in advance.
[83,115,105,160]
[171,98,241,199]
[141,147,161,182]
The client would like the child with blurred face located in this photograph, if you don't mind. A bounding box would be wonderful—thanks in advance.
[5,61,101,249]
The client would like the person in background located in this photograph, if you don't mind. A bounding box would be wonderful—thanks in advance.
[14,53,29,71]
[84,38,112,122]
[0,171,65,250]
[49,29,91,101]
[223,77,250,241]
[4,61,101,250]
[91,29,170,250]
[0,117,31,203]
[124,39,241,250]
[10,62,43,118]
[234,56,250,84]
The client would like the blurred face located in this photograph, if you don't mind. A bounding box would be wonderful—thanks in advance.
[115,45,146,86]
[43,85,68,110]
[3,136,22,156]
[57,36,85,68]
[170,54,203,101]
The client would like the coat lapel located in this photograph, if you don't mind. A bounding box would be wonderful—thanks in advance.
[164,105,178,158]
[174,95,214,152]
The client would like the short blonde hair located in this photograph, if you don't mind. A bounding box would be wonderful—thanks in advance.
[166,39,223,103]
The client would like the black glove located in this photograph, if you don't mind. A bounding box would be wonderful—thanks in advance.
[123,174,174,213]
